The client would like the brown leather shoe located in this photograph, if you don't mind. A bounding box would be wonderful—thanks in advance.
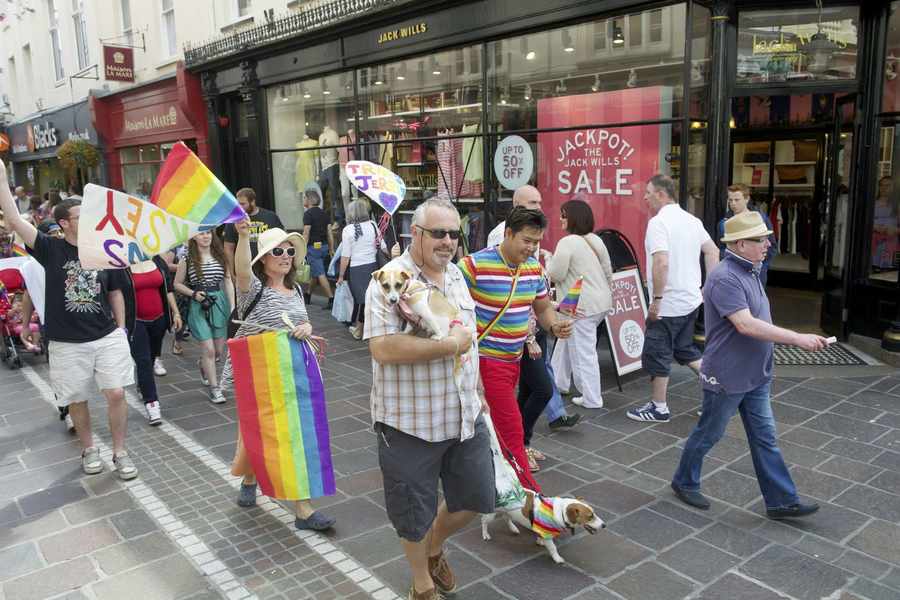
[428,551,456,593]
[407,585,443,600]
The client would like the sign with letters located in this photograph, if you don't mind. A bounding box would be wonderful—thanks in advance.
[103,45,135,82]
[344,160,406,215]
[78,184,207,270]
[493,135,534,190]
[603,269,648,376]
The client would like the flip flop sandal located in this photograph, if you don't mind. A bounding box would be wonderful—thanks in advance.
[527,448,547,461]
[295,511,336,531]
[527,452,541,472]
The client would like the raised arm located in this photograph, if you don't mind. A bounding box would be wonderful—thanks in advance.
[233,218,252,295]
[0,162,37,247]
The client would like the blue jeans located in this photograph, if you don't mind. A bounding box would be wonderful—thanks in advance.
[543,361,567,421]
[672,381,799,509]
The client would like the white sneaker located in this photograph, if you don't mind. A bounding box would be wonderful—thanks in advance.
[146,401,162,426]
[198,359,209,386]
[572,396,604,409]
[65,413,76,433]
[113,451,138,480]
[153,358,167,376]
[82,446,103,475]
[209,387,227,404]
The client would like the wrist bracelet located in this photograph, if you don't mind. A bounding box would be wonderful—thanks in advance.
[653,296,663,300]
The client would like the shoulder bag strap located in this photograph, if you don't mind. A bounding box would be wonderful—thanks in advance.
[241,286,265,321]
[477,267,520,343]
[582,234,606,269]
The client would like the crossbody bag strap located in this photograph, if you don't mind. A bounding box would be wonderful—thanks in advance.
[582,234,605,269]
[477,268,520,343]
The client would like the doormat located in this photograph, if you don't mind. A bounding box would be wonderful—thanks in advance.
[774,343,867,366]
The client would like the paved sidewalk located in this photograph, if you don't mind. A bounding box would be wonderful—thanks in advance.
[2,300,899,600]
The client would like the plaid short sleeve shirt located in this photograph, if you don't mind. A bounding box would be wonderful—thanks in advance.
[363,251,482,442]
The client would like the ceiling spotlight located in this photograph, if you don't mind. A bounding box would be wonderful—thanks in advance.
[591,74,600,92]
[302,86,311,99]
[526,50,536,60]
[626,68,637,88]
[612,22,625,47]
[524,84,532,100]
[322,79,331,95]
[562,30,575,53]
[500,95,508,105]
[521,36,535,60]
[280,86,288,101]
[430,56,441,75]
[396,64,407,81]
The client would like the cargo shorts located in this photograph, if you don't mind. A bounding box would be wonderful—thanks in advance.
[376,415,496,542]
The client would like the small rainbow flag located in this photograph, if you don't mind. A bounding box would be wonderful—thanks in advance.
[150,141,247,226]
[558,276,583,316]
[228,331,335,500]
[12,243,27,257]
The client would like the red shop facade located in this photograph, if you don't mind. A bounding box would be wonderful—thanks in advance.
[91,62,209,198]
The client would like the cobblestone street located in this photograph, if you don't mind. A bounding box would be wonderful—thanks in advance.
[1,303,899,600]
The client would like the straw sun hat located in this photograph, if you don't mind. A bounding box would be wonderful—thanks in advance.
[250,228,307,268]
[720,211,773,243]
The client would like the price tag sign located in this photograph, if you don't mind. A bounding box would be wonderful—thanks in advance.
[493,135,534,190]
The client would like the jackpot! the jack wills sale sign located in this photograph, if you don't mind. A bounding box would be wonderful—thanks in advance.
[537,87,673,269]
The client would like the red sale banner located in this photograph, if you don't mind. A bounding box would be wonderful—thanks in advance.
[536,86,673,269]
[603,269,649,376]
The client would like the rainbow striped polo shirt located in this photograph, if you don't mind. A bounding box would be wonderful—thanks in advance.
[459,246,547,362]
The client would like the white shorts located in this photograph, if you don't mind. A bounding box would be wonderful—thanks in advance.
[49,329,135,406]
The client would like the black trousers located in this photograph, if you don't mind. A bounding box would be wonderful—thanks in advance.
[129,316,168,404]
[517,330,554,446]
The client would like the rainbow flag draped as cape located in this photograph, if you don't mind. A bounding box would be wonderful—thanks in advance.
[150,141,247,226]
[228,331,336,500]
[558,276,583,315]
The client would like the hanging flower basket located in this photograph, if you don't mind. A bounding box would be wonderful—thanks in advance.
[56,139,100,181]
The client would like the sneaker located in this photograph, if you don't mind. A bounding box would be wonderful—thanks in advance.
[671,482,711,510]
[572,396,603,409]
[626,401,671,422]
[766,502,820,520]
[113,451,138,480]
[65,413,76,433]
[81,446,103,475]
[294,511,336,531]
[428,550,457,594]
[237,482,258,507]
[145,401,162,426]
[548,413,582,430]
[197,360,209,386]
[153,358,167,376]
[349,325,362,340]
[209,387,227,404]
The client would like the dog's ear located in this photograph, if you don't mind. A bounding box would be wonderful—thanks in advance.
[371,269,382,281]
[565,503,594,525]
[400,270,412,282]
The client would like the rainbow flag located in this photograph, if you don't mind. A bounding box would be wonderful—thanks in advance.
[228,331,335,500]
[12,243,27,257]
[558,276,583,315]
[150,141,247,226]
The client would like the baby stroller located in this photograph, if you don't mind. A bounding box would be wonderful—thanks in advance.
[0,268,45,369]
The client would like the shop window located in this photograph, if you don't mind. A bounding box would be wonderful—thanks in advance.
[120,140,196,200]
[685,122,707,219]
[161,0,177,58]
[267,72,357,228]
[47,0,64,81]
[736,6,859,84]
[486,5,686,133]
[882,1,900,113]
[871,125,899,284]
[72,0,90,70]
[689,2,711,120]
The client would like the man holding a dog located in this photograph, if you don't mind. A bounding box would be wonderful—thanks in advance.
[365,198,493,600]
[460,206,573,492]
[671,211,827,518]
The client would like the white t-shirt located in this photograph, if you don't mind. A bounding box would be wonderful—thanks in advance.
[645,203,711,317]
[341,221,385,266]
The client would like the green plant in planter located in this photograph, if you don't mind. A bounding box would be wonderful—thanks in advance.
[57,139,100,187]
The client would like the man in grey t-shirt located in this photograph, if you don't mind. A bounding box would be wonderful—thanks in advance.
[671,211,827,520]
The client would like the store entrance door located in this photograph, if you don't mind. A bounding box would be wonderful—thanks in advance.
[820,94,857,338]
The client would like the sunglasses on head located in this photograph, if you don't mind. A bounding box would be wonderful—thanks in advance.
[418,226,461,240]
[270,247,296,257]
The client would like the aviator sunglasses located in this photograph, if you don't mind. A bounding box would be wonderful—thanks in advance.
[417,226,461,240]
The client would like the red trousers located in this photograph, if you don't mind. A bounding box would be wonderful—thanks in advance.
[480,357,541,492]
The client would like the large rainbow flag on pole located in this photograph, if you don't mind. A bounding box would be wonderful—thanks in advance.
[228,331,336,500]
[150,141,247,225]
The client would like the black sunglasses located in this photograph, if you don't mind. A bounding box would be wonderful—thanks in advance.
[270,247,297,257]
[417,226,461,241]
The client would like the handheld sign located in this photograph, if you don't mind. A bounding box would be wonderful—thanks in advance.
[345,160,406,215]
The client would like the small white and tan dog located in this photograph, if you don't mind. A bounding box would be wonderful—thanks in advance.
[371,268,460,340]
[481,490,605,564]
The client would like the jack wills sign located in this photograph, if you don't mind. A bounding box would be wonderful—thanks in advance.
[377,22,427,44]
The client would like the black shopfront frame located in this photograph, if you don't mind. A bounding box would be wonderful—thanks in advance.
[190,0,898,341]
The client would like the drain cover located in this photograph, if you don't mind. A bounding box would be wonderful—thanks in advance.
[774,343,866,366]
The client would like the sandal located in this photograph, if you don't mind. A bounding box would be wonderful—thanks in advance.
[171,341,183,356]
[526,449,541,472]
[526,447,546,461]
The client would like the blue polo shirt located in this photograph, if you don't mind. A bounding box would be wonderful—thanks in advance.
[700,251,774,394]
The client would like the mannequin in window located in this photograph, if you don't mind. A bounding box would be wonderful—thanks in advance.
[318,125,342,224]
[295,133,319,205]
[338,128,356,217]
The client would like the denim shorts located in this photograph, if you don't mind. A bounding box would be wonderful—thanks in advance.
[376,416,495,542]
[641,308,702,377]
[306,243,329,278]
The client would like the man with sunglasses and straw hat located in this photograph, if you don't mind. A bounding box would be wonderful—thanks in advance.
[671,210,828,520]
